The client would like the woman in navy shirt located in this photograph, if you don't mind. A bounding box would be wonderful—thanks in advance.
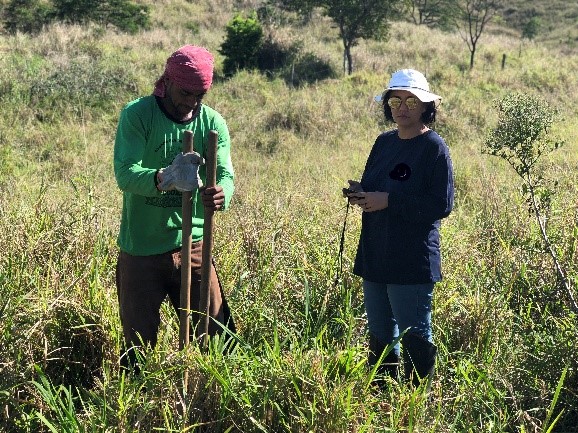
[344,69,454,389]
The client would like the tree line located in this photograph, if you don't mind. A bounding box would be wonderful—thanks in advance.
[219,0,542,76]
[271,0,537,72]
[1,0,150,34]
[1,0,543,74]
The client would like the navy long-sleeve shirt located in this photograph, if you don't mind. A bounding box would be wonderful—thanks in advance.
[353,129,454,284]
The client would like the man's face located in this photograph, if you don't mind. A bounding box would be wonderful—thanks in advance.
[163,78,206,121]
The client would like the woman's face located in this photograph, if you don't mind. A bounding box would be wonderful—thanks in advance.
[387,90,426,127]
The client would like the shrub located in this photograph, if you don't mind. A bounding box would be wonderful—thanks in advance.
[484,92,576,314]
[220,12,264,77]
[52,0,150,33]
[101,0,150,33]
[256,36,299,73]
[51,0,98,24]
[284,51,335,86]
[522,16,541,40]
[256,37,335,85]
[3,0,53,34]
[3,0,150,34]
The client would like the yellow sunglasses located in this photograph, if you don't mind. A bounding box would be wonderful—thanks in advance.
[387,96,420,110]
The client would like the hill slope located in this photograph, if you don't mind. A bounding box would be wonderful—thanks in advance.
[499,0,578,46]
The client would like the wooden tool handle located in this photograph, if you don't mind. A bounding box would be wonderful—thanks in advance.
[198,130,218,346]
[179,130,194,351]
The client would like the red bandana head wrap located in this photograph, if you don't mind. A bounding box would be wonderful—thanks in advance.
[153,45,214,97]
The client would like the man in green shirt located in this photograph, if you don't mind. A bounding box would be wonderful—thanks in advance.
[114,45,235,371]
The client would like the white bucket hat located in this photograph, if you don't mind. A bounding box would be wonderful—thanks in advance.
[375,69,442,104]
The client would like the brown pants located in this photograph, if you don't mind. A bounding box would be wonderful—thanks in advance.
[116,241,230,350]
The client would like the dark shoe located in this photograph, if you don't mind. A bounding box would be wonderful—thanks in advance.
[369,333,399,389]
[402,332,437,390]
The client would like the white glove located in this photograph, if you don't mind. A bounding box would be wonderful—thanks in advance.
[157,152,205,192]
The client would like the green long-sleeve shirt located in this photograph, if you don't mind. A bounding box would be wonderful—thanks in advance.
[114,95,234,255]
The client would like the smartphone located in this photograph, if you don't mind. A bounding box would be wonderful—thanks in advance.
[342,188,356,196]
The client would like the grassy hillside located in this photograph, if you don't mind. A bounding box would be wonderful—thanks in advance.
[0,0,577,432]
[499,0,578,47]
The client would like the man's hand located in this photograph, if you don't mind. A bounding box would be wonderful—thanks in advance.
[157,152,205,192]
[201,185,225,211]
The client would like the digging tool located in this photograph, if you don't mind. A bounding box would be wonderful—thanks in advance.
[179,130,194,353]
[178,130,195,417]
[197,130,218,349]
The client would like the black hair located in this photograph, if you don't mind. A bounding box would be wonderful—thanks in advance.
[382,90,437,124]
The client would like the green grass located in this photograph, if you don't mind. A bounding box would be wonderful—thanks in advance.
[1,0,577,431]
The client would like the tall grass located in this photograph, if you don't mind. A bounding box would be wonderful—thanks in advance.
[1,0,577,431]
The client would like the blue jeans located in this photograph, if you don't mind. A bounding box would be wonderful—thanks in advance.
[363,280,434,357]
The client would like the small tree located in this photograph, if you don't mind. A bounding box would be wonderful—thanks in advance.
[270,0,400,75]
[518,16,540,57]
[522,16,541,41]
[219,12,264,77]
[404,0,455,28]
[453,0,503,69]
[321,0,400,75]
[483,92,577,314]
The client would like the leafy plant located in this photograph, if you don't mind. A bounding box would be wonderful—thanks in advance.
[522,16,541,40]
[317,0,399,75]
[256,37,335,86]
[52,0,150,33]
[3,0,53,34]
[3,0,150,34]
[270,0,400,74]
[219,12,264,77]
[404,0,458,28]
[484,92,577,313]
[284,51,335,85]
[31,367,87,433]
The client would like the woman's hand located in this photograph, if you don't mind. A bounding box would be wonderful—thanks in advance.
[349,191,389,212]
[342,179,363,197]
[343,180,388,211]
[347,180,363,193]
